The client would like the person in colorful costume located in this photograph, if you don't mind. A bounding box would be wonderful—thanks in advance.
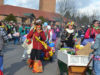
[91,29,100,75]
[84,20,100,39]
[47,25,53,42]
[82,20,100,45]
[21,20,36,60]
[61,21,75,48]
[21,20,39,60]
[42,22,48,41]
[42,22,53,42]
[42,23,54,61]
[27,23,46,73]
[58,21,75,75]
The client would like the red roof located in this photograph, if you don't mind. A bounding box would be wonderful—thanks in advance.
[0,5,62,21]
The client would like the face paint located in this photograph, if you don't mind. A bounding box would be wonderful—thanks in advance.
[68,25,73,30]
[36,25,42,33]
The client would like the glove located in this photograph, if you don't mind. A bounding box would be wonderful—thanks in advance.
[26,39,31,44]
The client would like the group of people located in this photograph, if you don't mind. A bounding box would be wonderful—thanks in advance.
[60,20,100,75]
[0,20,61,45]
[0,21,32,45]
[1,18,100,74]
[87,20,100,75]
[0,19,61,73]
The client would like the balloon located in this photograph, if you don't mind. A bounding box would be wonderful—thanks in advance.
[45,52,49,57]
[49,43,55,47]
[75,45,84,50]
[49,51,53,57]
[52,47,55,53]
[47,41,50,45]
[44,57,50,60]
[41,52,45,58]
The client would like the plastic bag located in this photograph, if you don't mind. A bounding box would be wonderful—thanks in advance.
[22,40,32,54]
[8,34,12,39]
[81,38,94,46]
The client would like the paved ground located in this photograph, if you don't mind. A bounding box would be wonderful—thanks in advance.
[3,39,61,75]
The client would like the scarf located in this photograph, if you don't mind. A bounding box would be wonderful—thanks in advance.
[92,25,100,30]
[33,34,48,49]
[66,29,74,33]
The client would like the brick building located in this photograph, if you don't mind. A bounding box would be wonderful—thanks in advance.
[0,0,65,24]
[0,0,4,6]
[39,0,56,13]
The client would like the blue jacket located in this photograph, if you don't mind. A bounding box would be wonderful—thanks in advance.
[91,34,100,55]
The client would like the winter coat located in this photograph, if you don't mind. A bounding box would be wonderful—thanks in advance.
[0,27,8,41]
[84,27,98,39]
[91,34,100,55]
[27,29,46,50]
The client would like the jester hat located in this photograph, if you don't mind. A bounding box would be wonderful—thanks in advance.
[67,21,74,26]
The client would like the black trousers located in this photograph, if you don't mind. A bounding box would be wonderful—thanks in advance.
[30,49,42,60]
[65,40,75,48]
[61,41,65,48]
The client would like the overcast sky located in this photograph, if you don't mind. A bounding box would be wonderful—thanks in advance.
[5,0,100,16]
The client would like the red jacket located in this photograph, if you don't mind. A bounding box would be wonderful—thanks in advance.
[27,29,46,50]
[84,27,98,39]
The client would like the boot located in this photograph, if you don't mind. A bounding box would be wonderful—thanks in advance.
[32,60,43,73]
[27,59,34,68]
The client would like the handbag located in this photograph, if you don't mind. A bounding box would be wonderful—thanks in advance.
[8,34,12,39]
[22,39,32,55]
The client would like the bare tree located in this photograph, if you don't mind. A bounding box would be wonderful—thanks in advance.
[57,0,76,16]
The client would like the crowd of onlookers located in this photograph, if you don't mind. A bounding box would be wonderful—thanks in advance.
[1,19,100,74]
[0,21,62,45]
[0,20,92,55]
[0,20,91,47]
[0,21,30,44]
